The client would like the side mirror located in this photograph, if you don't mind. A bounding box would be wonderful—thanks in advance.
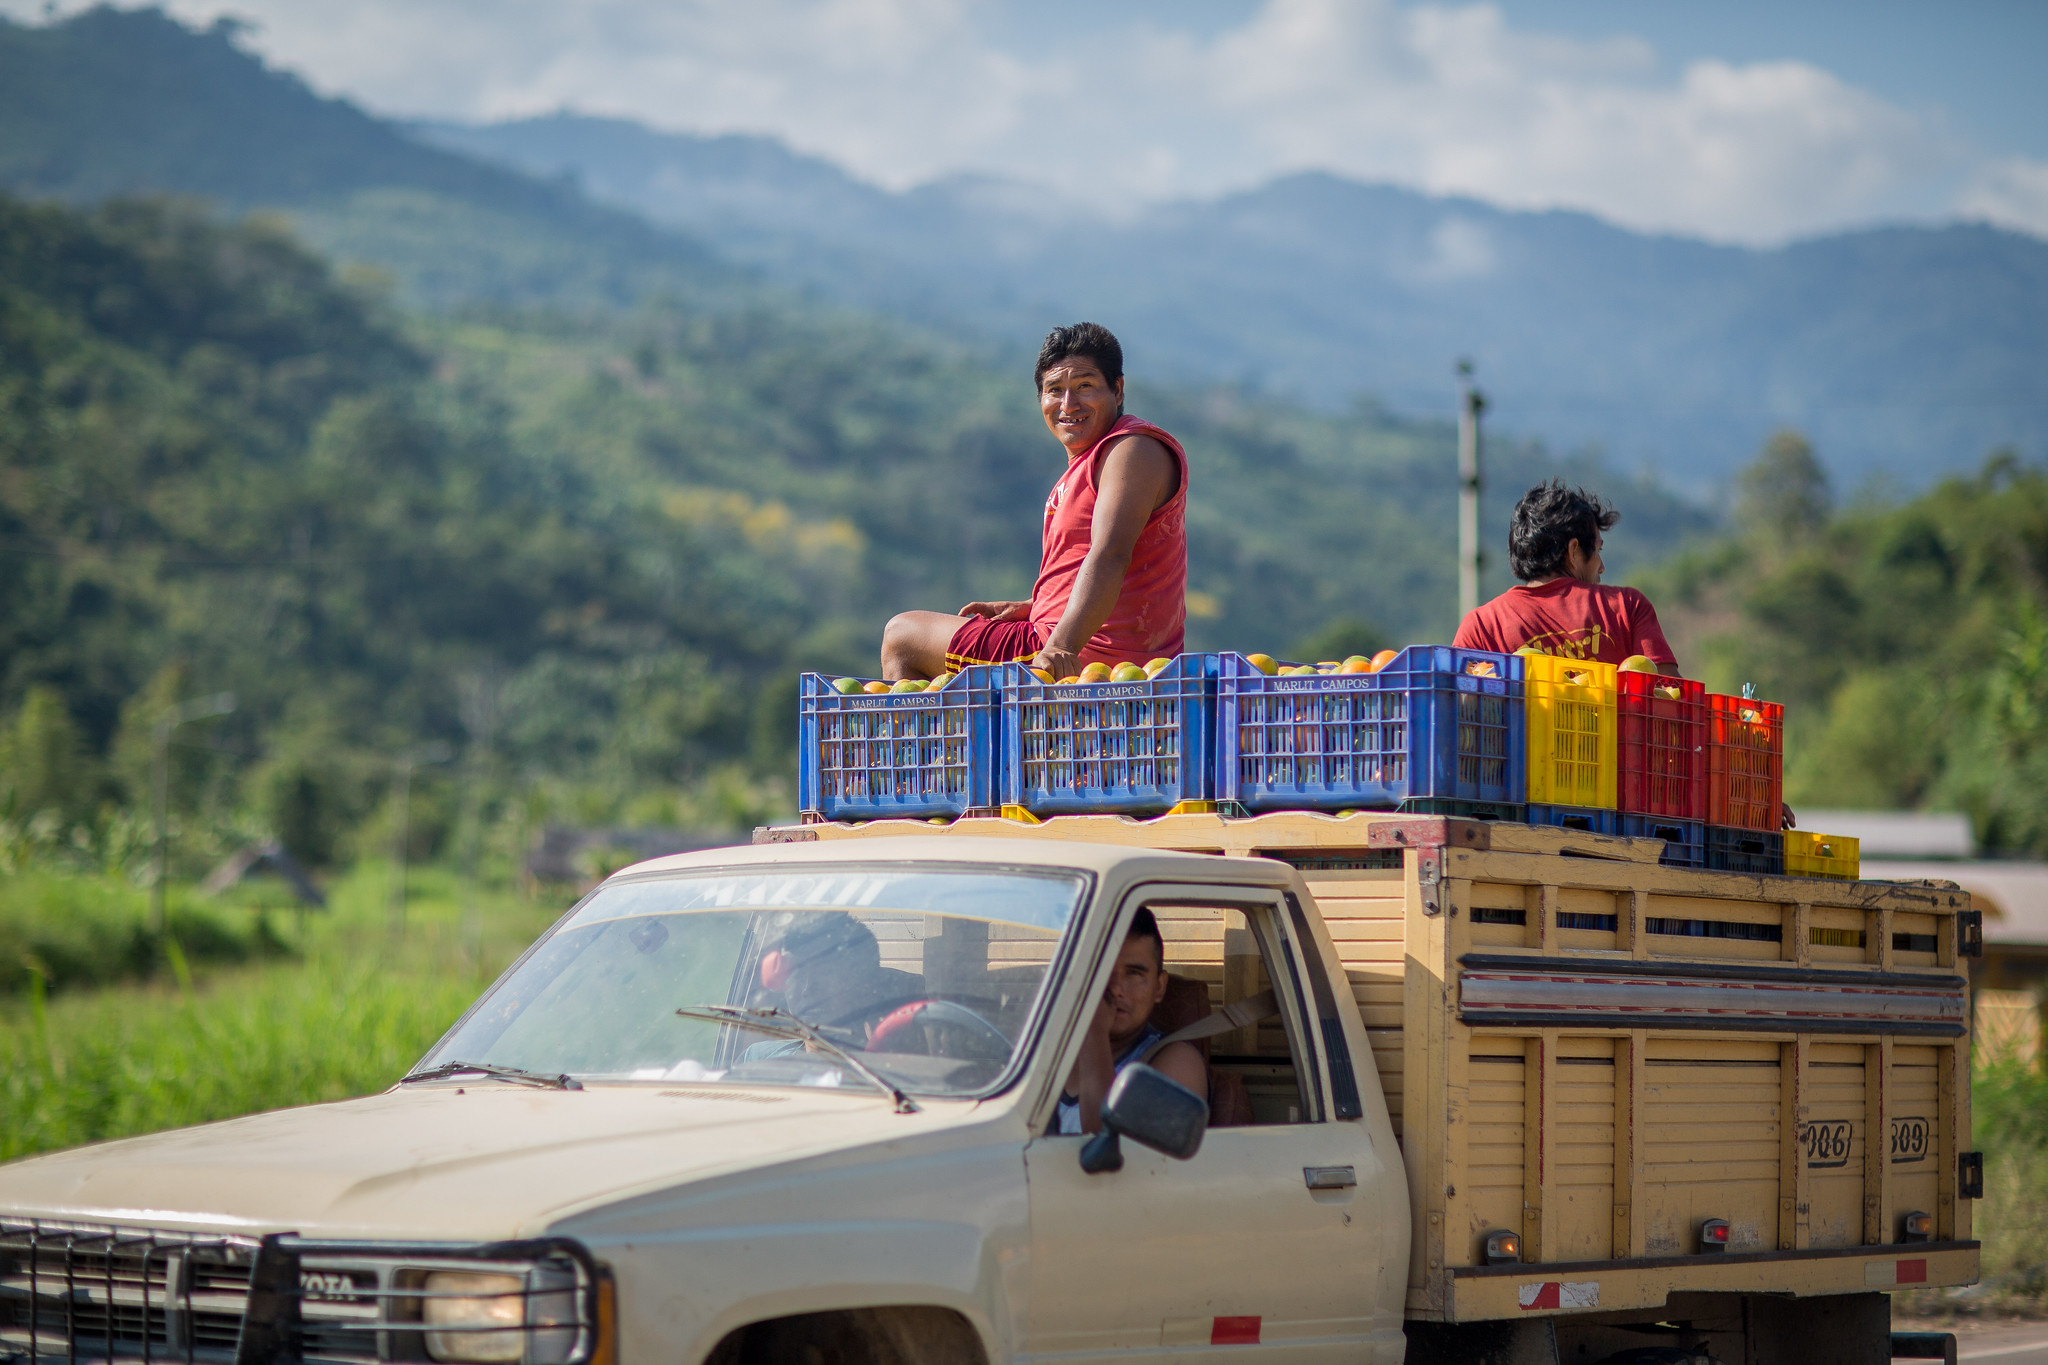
[1079,1063,1209,1174]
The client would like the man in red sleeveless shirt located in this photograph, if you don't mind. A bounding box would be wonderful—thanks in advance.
[1453,480,1681,675]
[880,323,1188,681]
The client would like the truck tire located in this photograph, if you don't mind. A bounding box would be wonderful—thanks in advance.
[704,1307,986,1365]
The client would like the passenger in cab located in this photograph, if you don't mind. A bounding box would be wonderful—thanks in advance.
[1454,480,1681,676]
[1053,909,1207,1135]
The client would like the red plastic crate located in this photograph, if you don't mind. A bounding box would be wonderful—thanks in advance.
[1707,694,1783,832]
[1619,673,1706,820]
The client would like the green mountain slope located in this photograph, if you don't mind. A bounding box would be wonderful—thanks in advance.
[0,187,1709,857]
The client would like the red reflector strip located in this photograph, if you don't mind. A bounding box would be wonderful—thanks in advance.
[1519,1281,1601,1310]
[1898,1259,1928,1284]
[1211,1316,1261,1345]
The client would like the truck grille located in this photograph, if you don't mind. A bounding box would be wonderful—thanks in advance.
[0,1220,598,1365]
[0,1222,262,1365]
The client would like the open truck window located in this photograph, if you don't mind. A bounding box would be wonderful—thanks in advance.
[1147,900,1323,1126]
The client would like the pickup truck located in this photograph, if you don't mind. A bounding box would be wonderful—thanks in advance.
[0,811,1981,1365]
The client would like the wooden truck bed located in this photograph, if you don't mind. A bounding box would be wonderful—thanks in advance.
[759,810,1980,1322]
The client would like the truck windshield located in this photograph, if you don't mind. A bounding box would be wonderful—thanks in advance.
[420,864,1087,1097]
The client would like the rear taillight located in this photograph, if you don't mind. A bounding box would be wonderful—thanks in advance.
[1699,1218,1730,1252]
[1901,1210,1933,1243]
[1483,1230,1521,1265]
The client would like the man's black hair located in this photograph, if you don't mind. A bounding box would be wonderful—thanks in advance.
[1126,906,1164,964]
[1034,322,1124,391]
[1509,480,1621,582]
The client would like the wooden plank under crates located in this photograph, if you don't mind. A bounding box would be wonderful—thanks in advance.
[760,809,1978,1321]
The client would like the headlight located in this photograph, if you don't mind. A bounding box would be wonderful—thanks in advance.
[423,1272,528,1363]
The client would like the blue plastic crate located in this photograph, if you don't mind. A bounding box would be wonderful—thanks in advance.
[1705,825,1786,876]
[1001,656,1216,816]
[1619,813,1707,868]
[1215,646,1524,812]
[1525,804,1622,835]
[798,669,999,820]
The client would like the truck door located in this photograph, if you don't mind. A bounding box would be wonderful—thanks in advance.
[1020,885,1406,1363]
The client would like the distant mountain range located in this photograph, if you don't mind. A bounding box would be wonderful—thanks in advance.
[422,113,2048,490]
[1,8,2042,490]
[0,7,738,311]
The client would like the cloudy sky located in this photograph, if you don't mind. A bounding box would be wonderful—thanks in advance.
[10,0,2045,245]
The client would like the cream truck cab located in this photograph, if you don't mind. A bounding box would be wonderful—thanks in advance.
[0,814,1981,1365]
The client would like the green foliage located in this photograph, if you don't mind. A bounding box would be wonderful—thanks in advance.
[0,866,261,996]
[0,860,559,1160]
[0,685,100,823]
[1644,439,2048,851]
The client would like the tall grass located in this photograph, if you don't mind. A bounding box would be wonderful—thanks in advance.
[0,860,565,1163]
[0,867,266,994]
[1966,1057,2048,1308]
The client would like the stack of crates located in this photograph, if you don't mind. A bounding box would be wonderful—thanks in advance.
[1522,655,1619,834]
[1213,647,1523,814]
[1706,693,1786,873]
[1617,672,1707,868]
[797,668,1000,821]
[1001,655,1217,817]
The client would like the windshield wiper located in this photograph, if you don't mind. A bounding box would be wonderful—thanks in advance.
[400,1060,584,1091]
[676,1004,919,1113]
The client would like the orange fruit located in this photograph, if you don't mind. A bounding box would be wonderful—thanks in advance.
[1338,657,1372,674]
[1367,649,1400,672]
[1079,661,1112,682]
[1028,667,1054,683]
[1244,653,1279,676]
[862,680,891,694]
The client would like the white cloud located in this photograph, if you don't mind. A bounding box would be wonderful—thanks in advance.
[0,0,2026,245]
[1956,157,2048,239]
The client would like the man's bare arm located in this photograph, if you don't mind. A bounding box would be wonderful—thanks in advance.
[1033,435,1175,678]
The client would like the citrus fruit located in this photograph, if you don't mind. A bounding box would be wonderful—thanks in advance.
[862,680,891,694]
[1338,657,1372,674]
[1245,653,1279,676]
[830,676,863,694]
[1058,675,1080,684]
[1110,662,1146,682]
[1079,661,1112,682]
[892,678,927,692]
[1028,667,1054,683]
[928,671,955,689]
[1367,649,1400,672]
[1618,654,1658,673]
[1145,657,1172,673]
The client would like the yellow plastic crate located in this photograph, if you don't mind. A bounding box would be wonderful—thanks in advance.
[1524,654,1618,808]
[1785,829,1859,880]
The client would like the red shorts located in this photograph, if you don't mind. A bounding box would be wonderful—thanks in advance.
[945,616,1044,669]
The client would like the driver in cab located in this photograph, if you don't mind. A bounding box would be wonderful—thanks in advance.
[1053,909,1207,1134]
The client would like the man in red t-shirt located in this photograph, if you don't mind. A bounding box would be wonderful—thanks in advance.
[878,323,1187,681]
[1453,481,1681,676]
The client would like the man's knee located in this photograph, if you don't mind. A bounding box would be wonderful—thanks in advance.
[882,612,926,654]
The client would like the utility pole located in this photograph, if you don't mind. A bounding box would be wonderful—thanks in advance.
[1457,359,1487,621]
[149,692,235,935]
[388,741,453,939]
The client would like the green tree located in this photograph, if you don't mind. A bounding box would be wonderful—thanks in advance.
[1738,430,1832,540]
[0,686,96,824]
